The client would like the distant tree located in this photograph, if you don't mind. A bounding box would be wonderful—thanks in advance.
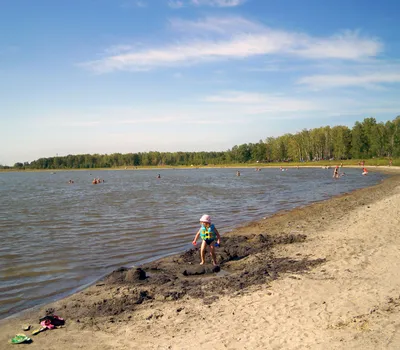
[331,125,351,159]
[351,121,366,158]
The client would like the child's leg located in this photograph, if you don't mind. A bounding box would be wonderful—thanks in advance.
[209,243,217,265]
[200,240,207,265]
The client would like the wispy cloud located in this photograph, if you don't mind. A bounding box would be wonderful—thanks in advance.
[168,16,263,35]
[192,0,246,7]
[204,91,319,113]
[55,106,244,129]
[168,0,184,8]
[81,17,381,73]
[168,0,245,8]
[291,31,381,60]
[298,70,400,89]
[120,0,147,8]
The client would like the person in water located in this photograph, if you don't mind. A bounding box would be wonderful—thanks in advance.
[333,166,339,178]
[192,214,221,266]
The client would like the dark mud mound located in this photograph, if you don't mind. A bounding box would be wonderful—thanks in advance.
[177,233,307,266]
[105,267,147,284]
[59,232,325,324]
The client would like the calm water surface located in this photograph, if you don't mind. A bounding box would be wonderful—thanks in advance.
[0,167,385,319]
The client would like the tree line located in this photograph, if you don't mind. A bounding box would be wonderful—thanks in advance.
[7,116,400,170]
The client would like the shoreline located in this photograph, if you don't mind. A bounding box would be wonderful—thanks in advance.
[1,170,400,348]
[1,164,398,173]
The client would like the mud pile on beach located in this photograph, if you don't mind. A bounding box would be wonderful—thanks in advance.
[54,232,325,325]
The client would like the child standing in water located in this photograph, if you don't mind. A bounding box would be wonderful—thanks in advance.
[192,214,221,266]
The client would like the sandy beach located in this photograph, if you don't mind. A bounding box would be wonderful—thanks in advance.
[1,167,400,350]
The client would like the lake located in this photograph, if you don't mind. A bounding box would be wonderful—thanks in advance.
[0,167,385,319]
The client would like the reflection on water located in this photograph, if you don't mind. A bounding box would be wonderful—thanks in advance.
[0,167,385,319]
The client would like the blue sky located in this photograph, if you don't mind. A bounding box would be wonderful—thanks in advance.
[1,0,400,165]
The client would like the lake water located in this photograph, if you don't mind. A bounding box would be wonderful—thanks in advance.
[0,167,385,320]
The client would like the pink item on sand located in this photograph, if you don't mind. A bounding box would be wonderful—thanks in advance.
[40,320,55,329]
[199,214,211,223]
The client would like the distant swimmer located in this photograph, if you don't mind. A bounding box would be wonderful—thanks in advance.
[92,178,98,184]
[157,174,161,179]
[68,179,74,184]
[333,166,339,179]
[362,168,368,175]
[236,171,240,176]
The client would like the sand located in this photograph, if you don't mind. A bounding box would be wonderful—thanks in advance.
[1,167,400,349]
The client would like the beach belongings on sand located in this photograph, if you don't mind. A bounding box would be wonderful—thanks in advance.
[31,327,46,335]
[33,314,65,335]
[22,325,30,331]
[9,334,32,344]
[39,315,65,329]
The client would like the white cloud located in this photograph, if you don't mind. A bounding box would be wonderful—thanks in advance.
[298,72,400,89]
[104,45,135,55]
[191,0,246,7]
[81,17,382,73]
[168,0,245,8]
[291,31,381,60]
[169,16,263,35]
[168,0,184,8]
[120,0,147,8]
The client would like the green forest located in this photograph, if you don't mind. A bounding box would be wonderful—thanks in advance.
[6,116,400,170]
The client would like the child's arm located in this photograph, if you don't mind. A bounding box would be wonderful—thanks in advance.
[192,229,201,245]
[215,227,221,244]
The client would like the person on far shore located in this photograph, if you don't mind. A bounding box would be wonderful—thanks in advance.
[389,159,393,167]
[192,214,221,266]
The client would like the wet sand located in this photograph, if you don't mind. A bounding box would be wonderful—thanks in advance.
[1,167,400,349]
